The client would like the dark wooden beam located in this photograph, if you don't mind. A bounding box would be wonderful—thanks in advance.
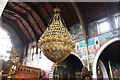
[24,2,47,29]
[43,2,54,17]
[3,11,33,42]
[12,2,41,40]
[62,3,74,27]
[7,7,38,40]
[2,16,28,45]
[40,3,51,19]
[23,3,44,33]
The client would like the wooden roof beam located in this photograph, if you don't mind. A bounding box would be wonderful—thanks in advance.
[22,2,46,32]
[2,17,28,45]
[3,11,33,42]
[7,6,39,40]
[11,2,41,40]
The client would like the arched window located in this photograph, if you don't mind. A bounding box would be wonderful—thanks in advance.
[0,27,12,61]
[97,18,111,34]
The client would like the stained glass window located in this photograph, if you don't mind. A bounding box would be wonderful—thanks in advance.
[0,27,12,61]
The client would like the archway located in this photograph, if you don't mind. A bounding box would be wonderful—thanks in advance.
[71,52,84,66]
[51,54,83,80]
[96,60,108,79]
[49,53,84,79]
[93,37,120,78]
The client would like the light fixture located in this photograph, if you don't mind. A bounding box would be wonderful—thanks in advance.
[38,8,75,64]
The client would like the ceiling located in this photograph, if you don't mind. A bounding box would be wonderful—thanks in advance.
[2,2,118,45]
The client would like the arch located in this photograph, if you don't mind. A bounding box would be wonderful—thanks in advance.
[71,52,84,66]
[92,37,120,78]
[49,53,84,79]
[98,60,109,78]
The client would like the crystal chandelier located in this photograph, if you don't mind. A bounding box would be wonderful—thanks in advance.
[38,8,75,64]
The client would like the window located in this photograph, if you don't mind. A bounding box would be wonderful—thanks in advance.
[97,18,111,34]
[77,45,79,50]
[114,13,120,28]
[76,43,80,50]
[0,27,12,61]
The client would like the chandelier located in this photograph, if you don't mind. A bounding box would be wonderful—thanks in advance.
[38,8,75,64]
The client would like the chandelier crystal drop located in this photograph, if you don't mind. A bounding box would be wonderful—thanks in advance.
[38,8,75,63]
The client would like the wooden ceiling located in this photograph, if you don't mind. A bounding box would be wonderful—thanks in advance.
[2,2,118,44]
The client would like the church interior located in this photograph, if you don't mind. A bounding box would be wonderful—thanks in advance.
[0,1,120,80]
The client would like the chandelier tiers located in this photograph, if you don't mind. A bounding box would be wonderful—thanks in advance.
[38,8,75,64]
